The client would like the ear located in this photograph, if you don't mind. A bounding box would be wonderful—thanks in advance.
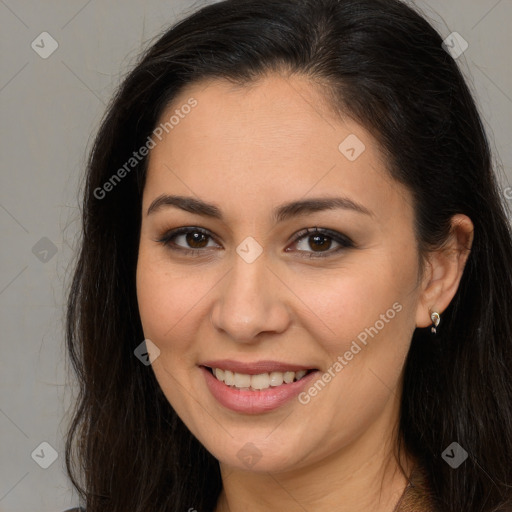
[415,214,474,328]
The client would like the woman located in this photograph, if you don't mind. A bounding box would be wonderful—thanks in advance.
[64,0,512,511]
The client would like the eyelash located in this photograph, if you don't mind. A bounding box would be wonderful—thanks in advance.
[155,226,355,259]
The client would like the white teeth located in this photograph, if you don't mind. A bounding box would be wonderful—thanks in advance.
[233,372,251,388]
[211,368,310,390]
[283,371,295,383]
[224,370,234,386]
[269,371,284,386]
[251,373,270,390]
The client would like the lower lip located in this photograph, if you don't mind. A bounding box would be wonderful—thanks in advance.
[200,366,319,414]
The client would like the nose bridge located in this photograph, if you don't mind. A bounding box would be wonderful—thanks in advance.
[210,246,290,341]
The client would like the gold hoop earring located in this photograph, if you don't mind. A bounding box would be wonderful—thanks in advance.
[430,311,440,334]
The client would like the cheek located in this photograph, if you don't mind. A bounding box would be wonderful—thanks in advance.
[293,263,410,358]
[135,248,206,409]
[136,245,203,347]
[291,266,415,440]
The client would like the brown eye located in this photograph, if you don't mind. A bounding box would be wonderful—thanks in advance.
[307,234,333,252]
[156,226,354,259]
[288,227,354,258]
[184,231,209,249]
[156,227,219,255]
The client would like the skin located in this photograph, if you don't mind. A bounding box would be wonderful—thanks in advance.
[136,72,474,512]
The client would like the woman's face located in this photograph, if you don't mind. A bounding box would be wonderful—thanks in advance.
[136,73,424,473]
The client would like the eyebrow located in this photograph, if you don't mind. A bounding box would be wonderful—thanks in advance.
[146,194,373,222]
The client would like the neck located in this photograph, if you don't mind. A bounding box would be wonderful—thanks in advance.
[214,420,415,512]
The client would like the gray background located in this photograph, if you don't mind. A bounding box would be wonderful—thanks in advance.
[0,1,511,511]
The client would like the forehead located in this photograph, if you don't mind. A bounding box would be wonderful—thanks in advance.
[159,74,352,159]
[144,74,414,228]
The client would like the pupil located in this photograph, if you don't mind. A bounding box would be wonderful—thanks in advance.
[187,231,207,248]
[310,234,330,251]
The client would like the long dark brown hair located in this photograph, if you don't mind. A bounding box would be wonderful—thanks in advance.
[65,0,512,510]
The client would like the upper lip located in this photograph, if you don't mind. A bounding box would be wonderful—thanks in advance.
[200,359,318,375]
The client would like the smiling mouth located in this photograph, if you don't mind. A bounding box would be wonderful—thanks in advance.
[203,366,317,391]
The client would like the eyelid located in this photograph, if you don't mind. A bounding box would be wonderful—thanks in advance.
[286,227,354,258]
[288,227,354,247]
[155,226,354,258]
[155,226,221,253]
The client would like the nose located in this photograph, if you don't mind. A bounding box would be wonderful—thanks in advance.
[209,251,291,343]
